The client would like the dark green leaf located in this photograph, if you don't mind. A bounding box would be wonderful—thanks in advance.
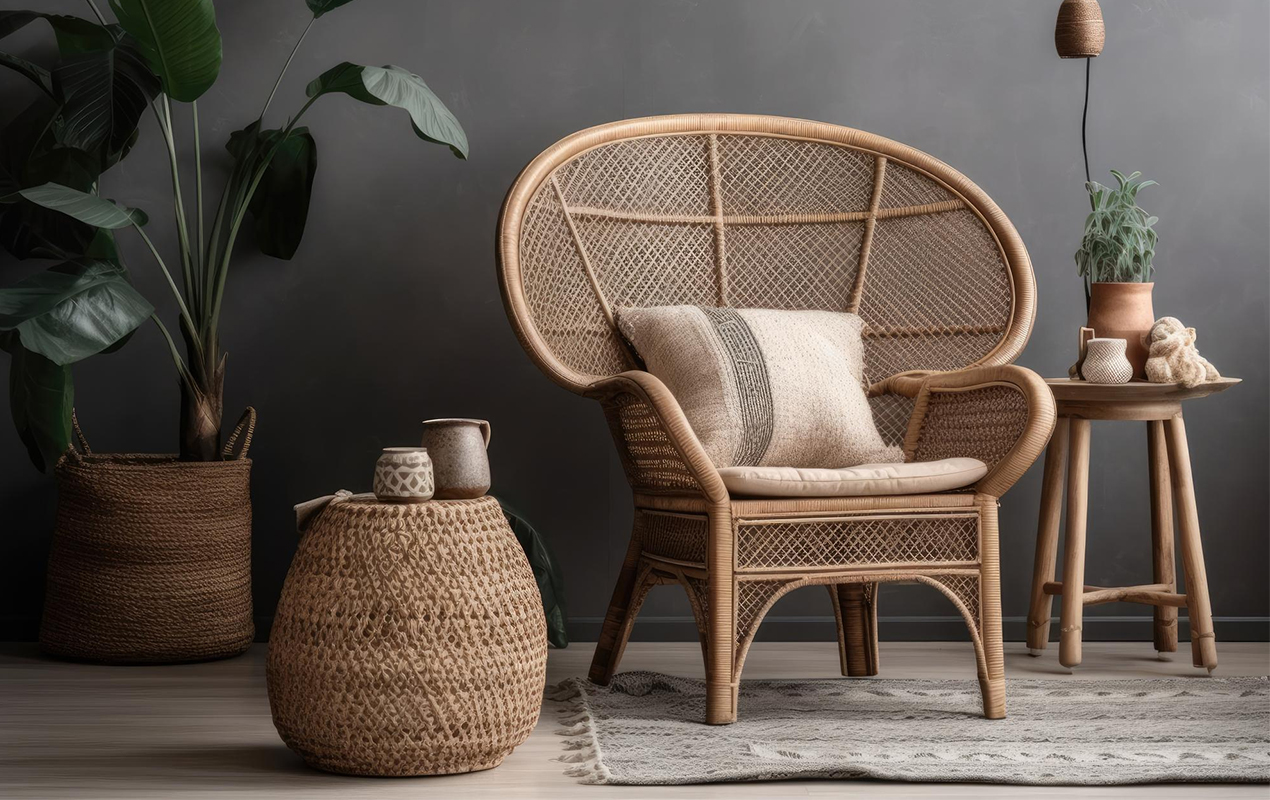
[1,146,104,260]
[0,51,55,97]
[0,12,114,55]
[307,62,468,158]
[20,182,148,229]
[53,36,159,163]
[247,128,316,259]
[497,499,569,648]
[1,334,73,473]
[306,0,357,18]
[108,0,221,102]
[0,260,153,366]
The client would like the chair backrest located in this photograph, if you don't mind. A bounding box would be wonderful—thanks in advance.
[498,114,1034,394]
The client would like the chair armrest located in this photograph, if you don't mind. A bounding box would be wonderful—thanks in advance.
[586,371,728,503]
[880,365,1056,498]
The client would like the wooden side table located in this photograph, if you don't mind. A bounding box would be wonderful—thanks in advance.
[1026,378,1240,672]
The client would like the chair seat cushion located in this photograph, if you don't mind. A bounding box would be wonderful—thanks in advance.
[718,457,988,497]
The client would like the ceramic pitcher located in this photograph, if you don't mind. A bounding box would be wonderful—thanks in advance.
[420,419,491,500]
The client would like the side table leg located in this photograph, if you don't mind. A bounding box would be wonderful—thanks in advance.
[1147,420,1178,657]
[1164,414,1218,673]
[1059,418,1092,669]
[1026,417,1070,654]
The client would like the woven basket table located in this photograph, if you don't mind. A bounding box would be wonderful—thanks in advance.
[266,496,547,776]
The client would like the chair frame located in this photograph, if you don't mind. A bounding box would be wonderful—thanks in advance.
[497,115,1056,723]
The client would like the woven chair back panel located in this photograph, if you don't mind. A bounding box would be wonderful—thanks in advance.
[858,209,1013,382]
[515,131,1016,385]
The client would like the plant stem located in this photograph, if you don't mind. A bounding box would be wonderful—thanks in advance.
[133,222,201,356]
[193,101,204,275]
[152,99,198,319]
[260,16,315,122]
[150,314,195,390]
[83,0,107,24]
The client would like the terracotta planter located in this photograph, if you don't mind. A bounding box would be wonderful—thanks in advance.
[1087,282,1154,378]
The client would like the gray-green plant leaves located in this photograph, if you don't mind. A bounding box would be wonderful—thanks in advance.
[0,260,153,366]
[306,62,468,158]
[108,0,221,102]
[1075,169,1159,284]
[20,183,149,229]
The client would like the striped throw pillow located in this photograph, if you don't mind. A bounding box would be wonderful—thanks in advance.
[616,306,901,469]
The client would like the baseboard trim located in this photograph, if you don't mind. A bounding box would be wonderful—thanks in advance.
[569,615,1270,643]
[3,615,1267,644]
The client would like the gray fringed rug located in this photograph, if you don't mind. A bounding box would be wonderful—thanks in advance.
[550,672,1270,785]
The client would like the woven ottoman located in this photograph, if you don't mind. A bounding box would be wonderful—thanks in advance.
[267,496,547,776]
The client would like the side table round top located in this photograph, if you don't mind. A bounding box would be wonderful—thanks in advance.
[1045,377,1240,421]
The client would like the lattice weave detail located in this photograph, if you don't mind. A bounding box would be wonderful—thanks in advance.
[737,515,979,571]
[516,131,1016,385]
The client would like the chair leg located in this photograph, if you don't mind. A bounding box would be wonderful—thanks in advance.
[1026,417,1069,654]
[977,495,1006,719]
[1147,420,1178,656]
[832,583,879,676]
[705,513,738,725]
[588,526,646,686]
[1059,418,1092,669]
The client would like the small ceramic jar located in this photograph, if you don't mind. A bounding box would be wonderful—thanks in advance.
[373,447,434,503]
[1081,338,1134,384]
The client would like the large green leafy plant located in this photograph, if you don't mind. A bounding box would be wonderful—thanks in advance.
[0,0,467,468]
[1075,169,1158,289]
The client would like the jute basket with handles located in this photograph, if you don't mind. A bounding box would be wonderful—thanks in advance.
[39,409,257,664]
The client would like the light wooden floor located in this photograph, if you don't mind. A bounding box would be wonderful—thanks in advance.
[2,640,1268,799]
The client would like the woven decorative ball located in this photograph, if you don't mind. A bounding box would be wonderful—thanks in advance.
[266,496,547,776]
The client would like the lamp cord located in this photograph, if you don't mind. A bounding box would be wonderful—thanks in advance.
[1082,57,1092,185]
[1082,56,1093,310]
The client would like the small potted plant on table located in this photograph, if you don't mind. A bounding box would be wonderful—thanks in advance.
[1075,169,1159,377]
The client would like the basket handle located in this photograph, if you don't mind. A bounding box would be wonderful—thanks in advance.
[222,407,256,460]
[69,408,91,455]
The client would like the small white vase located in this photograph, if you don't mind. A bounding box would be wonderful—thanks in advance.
[373,447,434,503]
[1082,338,1134,384]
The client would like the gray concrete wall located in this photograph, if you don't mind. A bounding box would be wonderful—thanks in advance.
[2,1,1266,642]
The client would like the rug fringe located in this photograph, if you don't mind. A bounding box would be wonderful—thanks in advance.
[548,678,611,785]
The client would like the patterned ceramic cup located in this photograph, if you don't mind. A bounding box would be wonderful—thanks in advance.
[1082,338,1134,384]
[373,447,435,504]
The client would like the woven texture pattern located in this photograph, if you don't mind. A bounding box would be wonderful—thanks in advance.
[602,392,703,492]
[266,497,547,776]
[40,454,253,664]
[553,673,1270,785]
[517,132,1013,385]
[638,512,708,564]
[909,385,1030,469]
[737,515,979,570]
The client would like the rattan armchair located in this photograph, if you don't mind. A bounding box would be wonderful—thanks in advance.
[497,115,1055,724]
